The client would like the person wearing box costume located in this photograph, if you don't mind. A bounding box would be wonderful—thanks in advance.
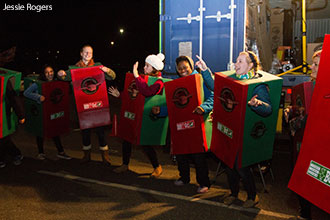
[156,56,213,193]
[57,45,115,165]
[196,52,282,208]
[110,53,168,178]
[0,68,25,168]
[23,65,71,160]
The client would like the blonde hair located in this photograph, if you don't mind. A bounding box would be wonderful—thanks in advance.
[312,50,322,59]
[239,51,260,72]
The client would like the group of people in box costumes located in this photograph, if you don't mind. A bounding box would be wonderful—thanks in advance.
[0,42,325,217]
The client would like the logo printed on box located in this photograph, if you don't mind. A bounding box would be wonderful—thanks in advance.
[176,120,195,131]
[83,101,103,110]
[50,111,64,120]
[217,122,233,139]
[124,111,135,120]
[307,160,330,187]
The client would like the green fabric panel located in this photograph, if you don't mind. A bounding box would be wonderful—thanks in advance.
[200,76,212,150]
[0,68,21,137]
[23,77,43,137]
[241,71,283,167]
[139,77,171,145]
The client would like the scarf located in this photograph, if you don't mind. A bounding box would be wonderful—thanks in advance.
[236,70,255,80]
[75,59,95,67]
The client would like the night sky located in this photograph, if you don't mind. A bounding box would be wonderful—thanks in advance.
[1,0,159,85]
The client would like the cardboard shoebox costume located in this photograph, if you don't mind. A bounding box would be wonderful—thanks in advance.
[117,73,170,145]
[164,74,212,155]
[0,68,21,138]
[210,70,282,169]
[24,76,70,138]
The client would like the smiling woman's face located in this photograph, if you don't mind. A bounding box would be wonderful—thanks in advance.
[234,54,253,75]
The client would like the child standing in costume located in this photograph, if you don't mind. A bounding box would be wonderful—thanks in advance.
[57,45,115,165]
[196,51,272,207]
[109,53,165,178]
[0,78,25,168]
[152,56,213,193]
[24,65,71,160]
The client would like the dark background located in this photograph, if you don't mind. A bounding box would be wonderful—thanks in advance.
[0,0,159,87]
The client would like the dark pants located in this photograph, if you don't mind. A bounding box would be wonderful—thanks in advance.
[122,140,159,168]
[297,194,312,219]
[0,135,22,162]
[176,153,210,187]
[36,136,64,154]
[225,158,256,200]
[81,126,107,147]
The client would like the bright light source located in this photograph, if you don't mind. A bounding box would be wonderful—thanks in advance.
[119,28,124,34]
[110,41,115,46]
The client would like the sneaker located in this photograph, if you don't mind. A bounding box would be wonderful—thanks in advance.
[37,153,46,160]
[13,155,23,166]
[243,195,259,208]
[57,152,72,160]
[114,164,129,173]
[174,179,188,186]
[0,161,6,168]
[150,165,163,178]
[223,195,237,205]
[197,186,209,194]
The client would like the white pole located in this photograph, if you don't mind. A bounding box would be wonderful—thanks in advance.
[228,0,236,70]
[199,0,204,59]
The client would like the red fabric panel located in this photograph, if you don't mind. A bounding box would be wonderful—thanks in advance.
[210,72,248,169]
[288,34,330,214]
[71,66,110,130]
[117,73,147,144]
[165,74,207,154]
[41,81,70,138]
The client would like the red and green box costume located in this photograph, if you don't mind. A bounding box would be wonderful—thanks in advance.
[0,68,21,138]
[290,81,315,164]
[289,34,330,214]
[164,74,212,154]
[210,70,282,169]
[118,73,170,145]
[70,66,111,130]
[24,76,70,138]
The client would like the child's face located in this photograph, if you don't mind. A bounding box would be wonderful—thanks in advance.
[80,46,93,63]
[144,62,154,75]
[177,60,192,77]
[311,56,320,80]
[235,54,253,75]
[44,67,54,81]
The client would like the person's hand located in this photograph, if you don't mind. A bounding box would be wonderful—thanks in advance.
[100,66,110,73]
[284,106,292,123]
[151,106,160,115]
[133,61,139,78]
[195,55,208,71]
[40,96,45,102]
[57,70,66,78]
[248,95,263,107]
[108,86,120,97]
[19,118,25,124]
[192,106,204,115]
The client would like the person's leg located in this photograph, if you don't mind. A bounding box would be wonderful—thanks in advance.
[53,136,71,160]
[298,195,312,219]
[95,127,111,165]
[5,136,23,165]
[0,138,6,167]
[175,154,190,184]
[239,166,258,208]
[81,129,92,162]
[36,136,44,154]
[194,153,210,188]
[114,140,132,173]
[53,136,64,153]
[142,146,162,178]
